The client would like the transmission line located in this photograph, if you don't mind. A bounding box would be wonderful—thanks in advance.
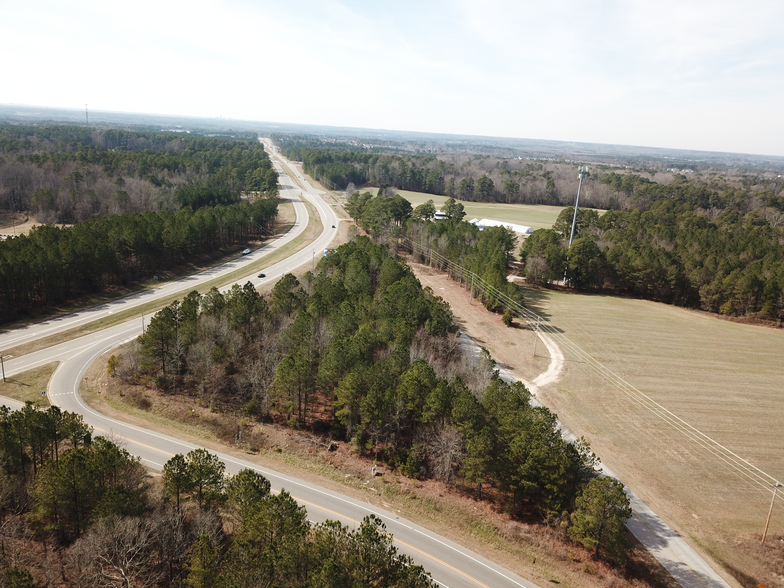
[399,236,782,510]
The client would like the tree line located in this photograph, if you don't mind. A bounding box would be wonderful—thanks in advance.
[271,134,623,208]
[0,198,278,322]
[0,403,436,587]
[346,191,523,313]
[0,124,278,223]
[273,134,784,220]
[522,186,784,319]
[127,238,632,564]
[345,175,784,322]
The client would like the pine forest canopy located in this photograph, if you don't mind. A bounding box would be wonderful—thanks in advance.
[0,124,281,322]
[0,124,279,223]
[0,402,436,587]
[130,238,607,523]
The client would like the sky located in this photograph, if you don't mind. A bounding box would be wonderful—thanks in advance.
[1,0,783,156]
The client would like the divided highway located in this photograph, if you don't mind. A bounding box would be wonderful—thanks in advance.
[0,149,540,588]
[0,144,734,588]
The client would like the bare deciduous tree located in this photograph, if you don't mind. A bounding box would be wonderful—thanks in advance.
[417,423,464,483]
[69,516,161,588]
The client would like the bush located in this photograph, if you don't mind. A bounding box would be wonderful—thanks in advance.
[502,308,514,327]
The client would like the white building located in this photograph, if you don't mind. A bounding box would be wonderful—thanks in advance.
[469,218,534,234]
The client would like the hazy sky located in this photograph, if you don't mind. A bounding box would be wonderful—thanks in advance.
[2,0,783,155]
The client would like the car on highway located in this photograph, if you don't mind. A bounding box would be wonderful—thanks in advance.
[258,273,266,278]
[242,248,251,255]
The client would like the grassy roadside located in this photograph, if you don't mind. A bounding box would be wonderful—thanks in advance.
[0,202,295,338]
[80,341,675,588]
[0,362,58,407]
[0,199,322,360]
[274,157,351,221]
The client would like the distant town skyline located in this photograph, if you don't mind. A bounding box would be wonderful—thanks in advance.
[1,0,782,156]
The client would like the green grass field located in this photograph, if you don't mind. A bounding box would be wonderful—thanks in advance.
[524,286,784,583]
[363,188,567,230]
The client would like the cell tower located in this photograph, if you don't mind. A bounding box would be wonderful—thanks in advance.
[85,104,88,126]
[569,166,589,246]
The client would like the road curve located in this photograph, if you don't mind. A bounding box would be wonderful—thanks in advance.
[0,145,735,588]
[1,151,542,588]
[0,150,330,353]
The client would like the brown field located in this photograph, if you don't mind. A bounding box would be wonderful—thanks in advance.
[522,287,784,587]
[0,211,70,238]
[411,266,784,587]
[0,362,58,407]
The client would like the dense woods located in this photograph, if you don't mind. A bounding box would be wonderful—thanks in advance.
[340,153,784,320]
[522,175,784,319]
[273,134,784,216]
[126,239,622,534]
[0,125,278,222]
[0,198,278,321]
[346,190,523,313]
[274,134,581,205]
[0,124,280,322]
[0,404,435,587]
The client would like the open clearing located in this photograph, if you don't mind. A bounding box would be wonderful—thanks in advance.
[412,268,784,586]
[523,287,784,586]
[362,187,567,230]
[0,211,69,238]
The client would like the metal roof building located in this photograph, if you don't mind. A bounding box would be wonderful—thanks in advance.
[469,218,534,234]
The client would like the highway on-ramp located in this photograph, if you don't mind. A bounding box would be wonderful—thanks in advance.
[0,148,541,588]
[0,144,735,588]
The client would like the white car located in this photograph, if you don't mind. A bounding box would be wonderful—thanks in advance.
[242,248,251,255]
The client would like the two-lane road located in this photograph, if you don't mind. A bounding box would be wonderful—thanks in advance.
[1,148,541,588]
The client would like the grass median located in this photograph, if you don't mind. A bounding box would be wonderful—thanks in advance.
[1,199,322,359]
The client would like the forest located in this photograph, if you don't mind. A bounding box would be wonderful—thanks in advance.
[344,164,784,321]
[0,198,279,321]
[346,190,523,313]
[521,175,784,319]
[0,403,435,587]
[0,125,279,222]
[121,238,632,567]
[0,124,280,322]
[272,134,784,216]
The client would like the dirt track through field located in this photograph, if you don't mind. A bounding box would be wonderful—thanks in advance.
[411,262,784,586]
[410,262,553,386]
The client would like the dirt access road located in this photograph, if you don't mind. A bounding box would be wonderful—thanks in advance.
[410,261,735,588]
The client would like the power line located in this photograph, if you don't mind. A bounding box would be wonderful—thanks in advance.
[399,236,783,510]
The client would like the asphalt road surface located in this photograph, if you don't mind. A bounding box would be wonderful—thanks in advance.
[0,145,733,588]
[0,151,540,588]
[0,153,327,353]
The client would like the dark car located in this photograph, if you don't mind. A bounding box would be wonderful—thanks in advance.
[257,273,266,278]
[331,225,336,228]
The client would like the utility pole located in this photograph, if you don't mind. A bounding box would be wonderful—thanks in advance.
[569,166,589,246]
[762,482,783,546]
[0,355,5,382]
[85,104,88,126]
[532,318,540,357]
